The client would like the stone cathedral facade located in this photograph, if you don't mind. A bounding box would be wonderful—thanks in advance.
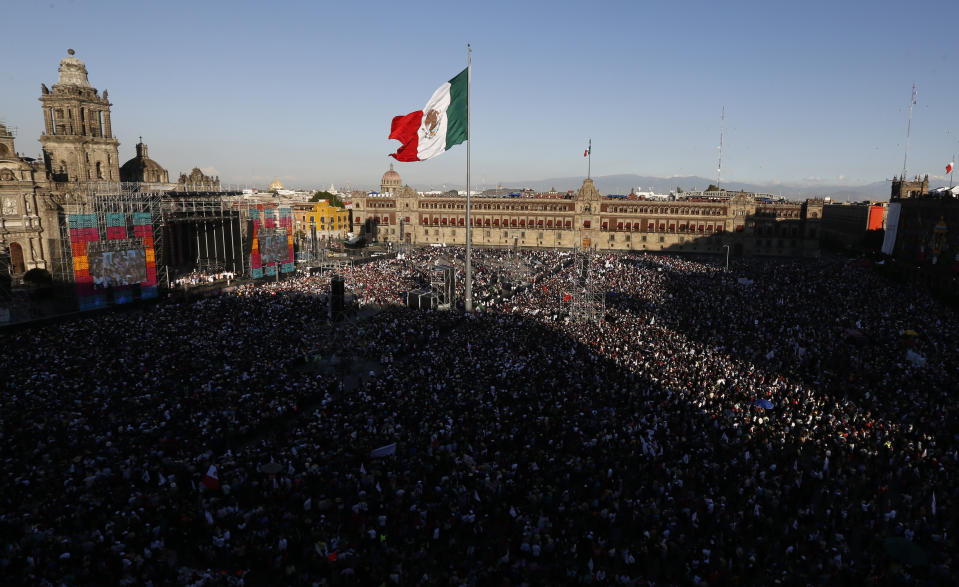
[1,49,126,280]
[1,50,212,284]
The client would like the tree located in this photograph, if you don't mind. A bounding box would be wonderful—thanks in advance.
[706,184,723,192]
[23,267,54,301]
[23,267,53,286]
[310,191,345,208]
[676,186,684,194]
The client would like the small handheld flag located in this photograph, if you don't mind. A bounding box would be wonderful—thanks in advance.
[202,465,220,490]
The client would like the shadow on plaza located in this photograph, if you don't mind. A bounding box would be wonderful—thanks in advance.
[2,272,933,582]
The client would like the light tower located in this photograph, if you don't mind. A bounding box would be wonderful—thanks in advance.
[717,106,725,190]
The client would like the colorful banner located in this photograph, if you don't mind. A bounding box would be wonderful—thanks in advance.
[67,212,158,309]
[250,207,293,277]
[106,213,127,240]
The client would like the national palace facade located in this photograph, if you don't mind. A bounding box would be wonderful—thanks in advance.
[353,167,824,257]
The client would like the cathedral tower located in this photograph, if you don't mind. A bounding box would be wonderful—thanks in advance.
[39,49,120,183]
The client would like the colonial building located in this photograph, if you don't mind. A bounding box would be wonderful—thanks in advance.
[821,201,886,249]
[352,166,823,257]
[3,51,229,287]
[176,167,221,191]
[888,176,958,267]
[292,200,351,249]
[0,123,48,274]
[891,174,929,200]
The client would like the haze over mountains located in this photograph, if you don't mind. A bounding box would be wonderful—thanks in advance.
[482,174,892,202]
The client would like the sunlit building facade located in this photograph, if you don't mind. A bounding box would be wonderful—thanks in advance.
[353,166,823,257]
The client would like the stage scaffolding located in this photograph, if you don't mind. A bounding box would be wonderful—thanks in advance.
[52,181,166,286]
[430,264,455,309]
[503,249,531,289]
[564,248,605,324]
[51,182,246,290]
[315,257,354,279]
[164,192,245,279]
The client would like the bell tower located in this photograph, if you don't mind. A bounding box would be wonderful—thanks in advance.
[39,49,120,184]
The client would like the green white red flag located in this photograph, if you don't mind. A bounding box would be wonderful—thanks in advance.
[389,68,468,162]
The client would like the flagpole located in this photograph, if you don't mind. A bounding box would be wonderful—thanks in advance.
[587,138,591,180]
[465,43,473,313]
[903,83,916,178]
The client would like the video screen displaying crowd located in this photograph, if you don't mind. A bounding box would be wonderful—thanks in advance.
[1,246,956,585]
[90,248,148,289]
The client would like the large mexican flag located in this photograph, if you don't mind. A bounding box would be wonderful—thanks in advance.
[389,68,468,162]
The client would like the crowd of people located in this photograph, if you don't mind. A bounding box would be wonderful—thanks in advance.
[173,269,238,289]
[1,247,956,585]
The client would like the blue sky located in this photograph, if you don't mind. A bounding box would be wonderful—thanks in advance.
[2,0,956,191]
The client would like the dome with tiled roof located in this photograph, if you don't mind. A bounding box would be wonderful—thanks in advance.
[380,163,401,193]
[119,140,169,183]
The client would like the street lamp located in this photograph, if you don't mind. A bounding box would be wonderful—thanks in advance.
[722,244,730,270]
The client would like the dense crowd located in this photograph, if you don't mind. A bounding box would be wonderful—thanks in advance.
[173,270,238,289]
[1,247,956,585]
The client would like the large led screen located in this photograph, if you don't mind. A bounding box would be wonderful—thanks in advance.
[89,248,148,288]
[257,230,289,265]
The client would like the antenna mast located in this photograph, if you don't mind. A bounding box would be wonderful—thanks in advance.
[717,106,725,190]
[903,84,917,177]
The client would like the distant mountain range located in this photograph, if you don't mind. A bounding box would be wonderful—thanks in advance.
[478,174,892,202]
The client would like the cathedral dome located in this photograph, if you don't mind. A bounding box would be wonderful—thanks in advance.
[119,141,169,183]
[381,164,401,185]
[380,163,402,194]
[269,178,285,191]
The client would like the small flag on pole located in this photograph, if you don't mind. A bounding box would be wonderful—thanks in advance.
[370,443,397,458]
[584,146,591,157]
[947,162,954,174]
[202,465,220,490]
